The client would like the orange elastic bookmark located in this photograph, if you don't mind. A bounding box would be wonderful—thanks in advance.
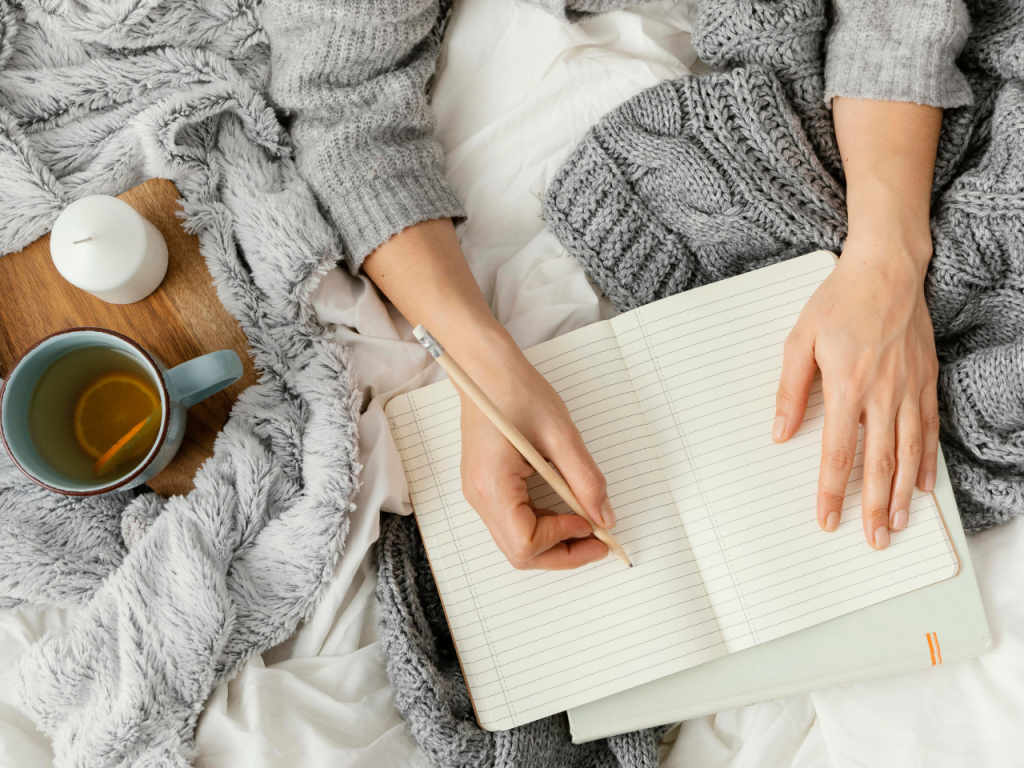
[927,632,943,666]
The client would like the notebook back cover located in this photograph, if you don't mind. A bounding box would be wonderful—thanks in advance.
[567,448,991,742]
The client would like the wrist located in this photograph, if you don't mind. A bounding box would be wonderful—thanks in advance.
[843,223,933,281]
[443,319,520,370]
[840,225,933,290]
[845,178,933,270]
[834,98,942,276]
[439,320,533,396]
[845,196,933,281]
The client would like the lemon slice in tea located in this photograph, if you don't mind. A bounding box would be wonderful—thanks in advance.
[93,415,158,476]
[74,371,160,460]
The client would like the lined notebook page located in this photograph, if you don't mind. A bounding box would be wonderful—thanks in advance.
[386,322,728,731]
[611,251,960,651]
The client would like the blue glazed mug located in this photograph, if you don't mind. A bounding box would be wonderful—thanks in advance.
[0,327,243,496]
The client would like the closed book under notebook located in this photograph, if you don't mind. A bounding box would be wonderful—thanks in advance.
[385,251,963,732]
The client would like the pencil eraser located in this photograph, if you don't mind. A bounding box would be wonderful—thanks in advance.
[413,325,445,358]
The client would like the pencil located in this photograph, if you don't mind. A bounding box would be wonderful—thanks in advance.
[413,325,633,568]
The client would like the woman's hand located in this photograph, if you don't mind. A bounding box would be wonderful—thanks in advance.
[365,218,613,570]
[773,98,944,549]
[773,238,939,549]
[456,332,613,569]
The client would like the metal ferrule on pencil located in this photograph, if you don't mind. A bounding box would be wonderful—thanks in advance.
[413,325,445,359]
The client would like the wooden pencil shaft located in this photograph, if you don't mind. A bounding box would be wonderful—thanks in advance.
[434,352,632,567]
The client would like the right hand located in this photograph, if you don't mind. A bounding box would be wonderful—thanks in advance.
[362,217,613,570]
[457,334,615,570]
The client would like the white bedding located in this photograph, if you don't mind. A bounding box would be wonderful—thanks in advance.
[2,2,1023,766]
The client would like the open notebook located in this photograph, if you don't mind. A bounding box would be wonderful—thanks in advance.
[384,250,960,731]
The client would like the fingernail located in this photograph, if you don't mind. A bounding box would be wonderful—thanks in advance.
[892,508,909,532]
[825,511,840,532]
[923,473,936,492]
[599,498,616,528]
[772,415,786,442]
[874,526,890,550]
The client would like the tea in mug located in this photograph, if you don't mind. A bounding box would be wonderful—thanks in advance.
[27,346,163,483]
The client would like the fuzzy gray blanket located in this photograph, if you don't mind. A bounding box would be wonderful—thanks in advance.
[0,0,361,765]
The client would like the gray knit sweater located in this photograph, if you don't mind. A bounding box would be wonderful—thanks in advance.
[262,0,972,272]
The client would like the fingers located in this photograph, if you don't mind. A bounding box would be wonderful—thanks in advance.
[482,495,608,571]
[917,380,940,493]
[820,385,936,548]
[463,445,608,569]
[774,330,817,443]
[889,399,923,532]
[521,535,609,571]
[547,429,615,529]
[502,501,596,564]
[461,389,614,570]
[861,406,896,550]
[817,399,859,534]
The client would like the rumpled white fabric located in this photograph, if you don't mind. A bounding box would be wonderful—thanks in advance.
[2,1,1022,766]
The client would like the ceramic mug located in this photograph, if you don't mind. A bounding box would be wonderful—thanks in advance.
[0,327,243,496]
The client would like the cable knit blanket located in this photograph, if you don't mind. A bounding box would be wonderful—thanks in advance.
[545,0,1024,533]
[0,0,361,765]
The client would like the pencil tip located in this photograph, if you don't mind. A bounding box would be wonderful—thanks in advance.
[627,563,633,568]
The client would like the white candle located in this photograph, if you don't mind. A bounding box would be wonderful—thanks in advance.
[50,195,168,304]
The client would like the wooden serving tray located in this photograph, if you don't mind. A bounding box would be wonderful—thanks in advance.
[0,178,258,497]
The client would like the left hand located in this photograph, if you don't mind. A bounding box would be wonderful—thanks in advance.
[771,233,940,550]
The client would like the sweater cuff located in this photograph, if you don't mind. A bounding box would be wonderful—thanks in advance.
[321,169,466,273]
[825,36,973,109]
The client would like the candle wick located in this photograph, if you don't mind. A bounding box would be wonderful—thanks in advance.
[72,237,93,245]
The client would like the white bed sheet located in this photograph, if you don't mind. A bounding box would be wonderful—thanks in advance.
[2,2,1022,767]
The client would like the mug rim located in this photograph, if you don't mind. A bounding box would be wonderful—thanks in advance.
[0,327,172,496]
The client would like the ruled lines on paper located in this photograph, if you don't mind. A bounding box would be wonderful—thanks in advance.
[612,251,959,651]
[386,322,726,731]
[385,250,959,731]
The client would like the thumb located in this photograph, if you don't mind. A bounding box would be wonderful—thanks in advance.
[548,431,615,529]
[774,330,816,443]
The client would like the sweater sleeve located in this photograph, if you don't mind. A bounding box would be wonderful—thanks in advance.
[262,0,465,272]
[824,0,973,108]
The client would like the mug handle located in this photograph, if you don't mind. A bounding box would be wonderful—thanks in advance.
[165,350,244,408]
